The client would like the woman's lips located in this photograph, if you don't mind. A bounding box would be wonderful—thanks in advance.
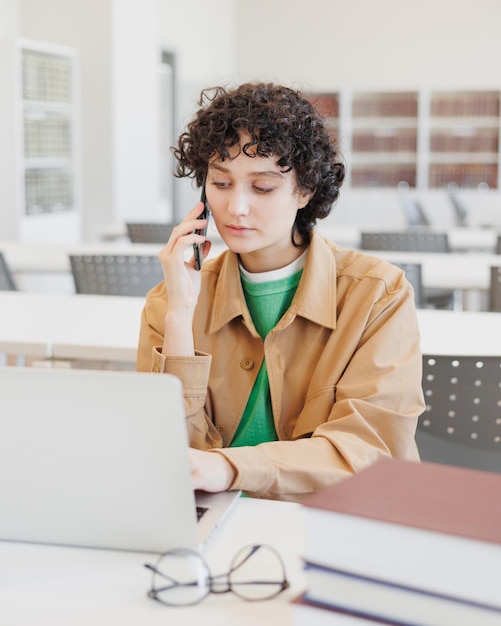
[226,224,253,236]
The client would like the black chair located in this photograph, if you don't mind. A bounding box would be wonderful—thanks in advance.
[69,254,164,297]
[361,230,450,253]
[0,251,17,291]
[490,266,501,312]
[418,355,501,474]
[394,262,424,309]
[126,222,174,244]
[361,231,454,308]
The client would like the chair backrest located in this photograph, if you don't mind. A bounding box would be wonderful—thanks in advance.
[393,262,424,309]
[0,251,17,291]
[490,266,501,312]
[417,354,501,473]
[447,184,469,227]
[401,199,430,228]
[69,254,164,297]
[361,231,450,253]
[126,222,174,244]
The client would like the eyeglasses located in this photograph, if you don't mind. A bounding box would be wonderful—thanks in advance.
[144,543,289,606]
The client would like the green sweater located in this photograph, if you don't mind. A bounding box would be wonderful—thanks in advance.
[230,269,303,447]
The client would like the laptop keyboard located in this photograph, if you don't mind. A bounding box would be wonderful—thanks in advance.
[196,506,209,522]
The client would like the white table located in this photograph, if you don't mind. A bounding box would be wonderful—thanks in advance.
[362,250,501,292]
[0,233,228,275]
[0,241,163,274]
[417,309,501,357]
[446,227,499,252]
[0,498,305,626]
[0,239,229,293]
[5,239,499,290]
[0,241,164,293]
[317,223,500,253]
[0,291,145,364]
[2,236,500,298]
[2,292,501,367]
[3,230,499,274]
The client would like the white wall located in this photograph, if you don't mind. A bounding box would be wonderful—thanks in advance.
[157,0,237,219]
[158,0,236,87]
[0,0,21,239]
[235,0,501,90]
[111,0,163,227]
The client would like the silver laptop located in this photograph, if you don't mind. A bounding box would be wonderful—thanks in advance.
[0,366,240,553]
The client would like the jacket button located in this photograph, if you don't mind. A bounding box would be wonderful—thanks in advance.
[240,358,254,370]
[217,425,224,433]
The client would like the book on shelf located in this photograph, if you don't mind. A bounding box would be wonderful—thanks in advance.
[301,562,501,626]
[292,594,393,626]
[302,458,501,609]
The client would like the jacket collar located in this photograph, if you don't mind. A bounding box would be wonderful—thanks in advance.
[208,230,338,333]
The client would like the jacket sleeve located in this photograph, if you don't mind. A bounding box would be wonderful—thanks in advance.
[210,282,424,502]
[136,284,222,449]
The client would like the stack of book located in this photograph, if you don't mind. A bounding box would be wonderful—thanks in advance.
[294,458,501,626]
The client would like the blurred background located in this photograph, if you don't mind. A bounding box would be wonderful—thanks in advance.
[1,0,500,244]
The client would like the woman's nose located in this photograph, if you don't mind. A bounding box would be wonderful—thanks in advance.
[227,188,249,216]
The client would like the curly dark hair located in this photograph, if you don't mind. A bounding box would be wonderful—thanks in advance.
[172,82,345,244]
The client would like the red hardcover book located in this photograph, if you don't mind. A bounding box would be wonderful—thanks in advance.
[302,458,501,608]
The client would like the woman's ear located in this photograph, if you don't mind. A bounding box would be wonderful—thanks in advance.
[297,189,315,210]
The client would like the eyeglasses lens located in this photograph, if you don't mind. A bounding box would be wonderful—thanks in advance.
[152,548,210,606]
[229,544,287,601]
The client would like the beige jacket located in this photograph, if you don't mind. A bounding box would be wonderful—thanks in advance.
[137,231,424,501]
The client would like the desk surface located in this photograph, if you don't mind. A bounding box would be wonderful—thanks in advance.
[2,238,501,296]
[417,309,501,356]
[0,291,145,362]
[318,225,501,293]
[1,292,501,362]
[0,241,164,274]
[96,223,501,253]
[3,229,500,276]
[0,233,227,275]
[317,223,500,253]
[365,249,500,291]
[0,498,305,626]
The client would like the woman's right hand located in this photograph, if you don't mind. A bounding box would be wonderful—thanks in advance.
[157,201,211,356]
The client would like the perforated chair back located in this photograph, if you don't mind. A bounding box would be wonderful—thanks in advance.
[126,222,174,244]
[361,231,450,253]
[393,262,424,309]
[490,266,501,312]
[418,355,501,473]
[70,254,164,297]
[0,252,17,291]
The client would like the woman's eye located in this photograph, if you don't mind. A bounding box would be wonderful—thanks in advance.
[254,186,274,194]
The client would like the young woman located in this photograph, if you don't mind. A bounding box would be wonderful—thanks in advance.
[137,82,425,502]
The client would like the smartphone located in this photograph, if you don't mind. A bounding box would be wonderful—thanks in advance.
[193,183,210,271]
